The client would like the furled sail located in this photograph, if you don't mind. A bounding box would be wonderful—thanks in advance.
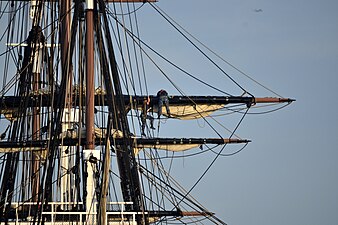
[153,104,225,120]
[0,94,294,121]
[0,127,249,156]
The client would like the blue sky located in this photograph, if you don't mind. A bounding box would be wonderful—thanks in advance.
[136,0,338,224]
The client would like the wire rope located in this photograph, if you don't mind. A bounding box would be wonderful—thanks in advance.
[152,3,283,98]
[175,107,249,208]
[149,3,252,97]
[107,11,231,96]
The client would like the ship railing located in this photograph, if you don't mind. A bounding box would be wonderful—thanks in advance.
[9,201,138,224]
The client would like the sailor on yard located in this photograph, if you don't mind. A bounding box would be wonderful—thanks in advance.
[157,89,170,118]
[141,97,155,136]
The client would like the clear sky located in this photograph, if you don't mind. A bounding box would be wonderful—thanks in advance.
[136,0,338,224]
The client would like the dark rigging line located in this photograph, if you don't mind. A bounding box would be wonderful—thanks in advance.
[175,107,250,209]
[107,2,145,16]
[149,2,253,98]
[108,12,238,140]
[153,3,283,98]
[106,9,231,96]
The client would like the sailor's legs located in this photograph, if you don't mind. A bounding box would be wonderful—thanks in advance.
[164,98,170,116]
[141,113,146,136]
[147,115,155,129]
[158,96,170,118]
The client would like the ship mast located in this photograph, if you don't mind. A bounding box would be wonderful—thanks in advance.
[87,1,147,223]
[85,1,95,152]
[30,0,44,203]
[95,0,146,223]
[83,0,100,222]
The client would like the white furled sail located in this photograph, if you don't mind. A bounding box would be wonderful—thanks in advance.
[154,104,224,120]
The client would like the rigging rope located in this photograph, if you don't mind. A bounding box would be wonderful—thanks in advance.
[152,3,284,98]
[175,107,250,209]
[107,12,242,142]
[149,3,252,98]
[107,11,232,96]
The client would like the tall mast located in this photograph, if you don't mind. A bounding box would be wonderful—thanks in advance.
[86,0,95,151]
[96,0,148,223]
[30,1,44,203]
[60,0,74,208]
[84,0,100,222]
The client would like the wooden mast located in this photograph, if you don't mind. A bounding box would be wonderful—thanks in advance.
[84,0,99,222]
[60,0,73,208]
[86,1,95,152]
[30,4,42,203]
[30,0,44,204]
[96,0,148,223]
